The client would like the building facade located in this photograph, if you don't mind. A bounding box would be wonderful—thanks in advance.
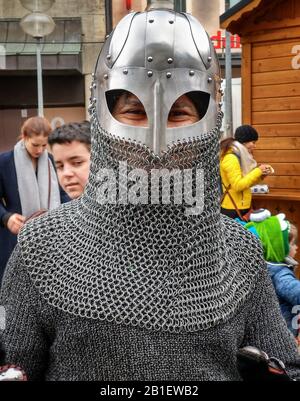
[0,0,106,151]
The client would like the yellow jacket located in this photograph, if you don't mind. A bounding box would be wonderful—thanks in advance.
[220,151,262,210]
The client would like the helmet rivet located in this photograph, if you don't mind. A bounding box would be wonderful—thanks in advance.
[92,73,95,78]
[147,70,153,77]
[208,56,212,62]
[93,83,97,89]
[93,97,97,103]
[123,69,128,75]
[147,56,153,62]
[104,74,109,80]
[106,54,111,60]
[149,18,154,23]
[167,58,173,64]
[208,77,213,83]
[166,72,172,78]
[219,102,223,107]
[105,34,110,39]
[189,70,195,76]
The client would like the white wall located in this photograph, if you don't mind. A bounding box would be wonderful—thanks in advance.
[221,77,241,136]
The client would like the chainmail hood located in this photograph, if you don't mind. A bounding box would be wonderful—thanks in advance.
[18,102,264,333]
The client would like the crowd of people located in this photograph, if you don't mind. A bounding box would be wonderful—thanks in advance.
[220,124,299,340]
[0,3,299,381]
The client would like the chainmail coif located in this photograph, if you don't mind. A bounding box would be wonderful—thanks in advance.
[18,107,263,333]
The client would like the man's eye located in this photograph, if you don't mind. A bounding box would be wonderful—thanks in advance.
[169,110,187,117]
[56,165,63,170]
[126,109,145,115]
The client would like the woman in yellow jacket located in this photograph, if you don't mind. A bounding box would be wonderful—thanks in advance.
[220,125,272,219]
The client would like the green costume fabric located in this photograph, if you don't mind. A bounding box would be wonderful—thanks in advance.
[246,217,289,263]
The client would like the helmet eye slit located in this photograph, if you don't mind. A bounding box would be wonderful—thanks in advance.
[106,90,149,128]
[167,91,210,127]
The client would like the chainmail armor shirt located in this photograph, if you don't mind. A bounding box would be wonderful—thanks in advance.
[1,112,300,380]
[1,242,300,381]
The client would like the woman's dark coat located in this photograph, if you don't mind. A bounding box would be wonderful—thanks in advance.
[0,150,69,284]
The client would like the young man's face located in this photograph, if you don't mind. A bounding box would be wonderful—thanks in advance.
[51,140,91,199]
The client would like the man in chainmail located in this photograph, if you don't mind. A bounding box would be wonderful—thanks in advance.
[0,2,300,381]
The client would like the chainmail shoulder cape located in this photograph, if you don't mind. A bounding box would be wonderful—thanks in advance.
[17,111,265,333]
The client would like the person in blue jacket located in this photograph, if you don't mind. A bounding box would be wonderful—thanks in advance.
[245,213,299,336]
[0,116,69,285]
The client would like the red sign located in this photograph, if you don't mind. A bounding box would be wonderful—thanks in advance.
[211,30,241,49]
